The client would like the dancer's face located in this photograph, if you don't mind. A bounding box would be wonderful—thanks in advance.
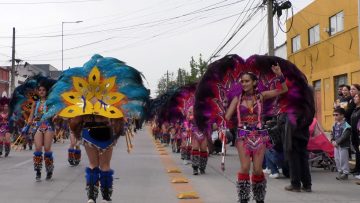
[241,74,256,93]
[38,86,47,98]
[350,85,359,97]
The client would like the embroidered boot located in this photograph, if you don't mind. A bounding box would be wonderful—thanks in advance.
[33,151,43,181]
[74,149,81,166]
[68,148,75,166]
[44,152,54,180]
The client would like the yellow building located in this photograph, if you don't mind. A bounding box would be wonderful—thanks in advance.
[286,0,360,130]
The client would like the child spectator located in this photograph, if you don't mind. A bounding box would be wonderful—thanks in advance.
[331,107,351,180]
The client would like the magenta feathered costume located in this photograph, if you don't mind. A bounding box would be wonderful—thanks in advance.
[194,54,314,202]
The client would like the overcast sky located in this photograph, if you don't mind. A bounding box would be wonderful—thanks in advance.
[0,0,313,96]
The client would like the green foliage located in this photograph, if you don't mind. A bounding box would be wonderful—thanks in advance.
[155,54,208,96]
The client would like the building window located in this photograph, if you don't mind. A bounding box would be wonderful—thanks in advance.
[292,35,301,53]
[308,25,320,45]
[329,11,344,35]
[334,74,347,98]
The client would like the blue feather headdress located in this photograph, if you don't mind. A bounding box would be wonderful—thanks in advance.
[43,54,149,120]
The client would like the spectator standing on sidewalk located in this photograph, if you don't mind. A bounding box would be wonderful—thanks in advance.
[330,107,351,180]
[350,93,360,178]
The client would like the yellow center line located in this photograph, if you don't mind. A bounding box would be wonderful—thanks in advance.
[148,127,203,203]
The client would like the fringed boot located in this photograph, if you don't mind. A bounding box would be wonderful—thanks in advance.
[251,173,267,203]
[100,169,114,203]
[199,151,208,174]
[74,149,81,166]
[4,142,10,157]
[0,141,3,156]
[237,173,250,203]
[33,151,43,181]
[85,167,100,203]
[44,152,54,180]
[191,150,200,175]
[186,146,192,164]
[68,148,75,166]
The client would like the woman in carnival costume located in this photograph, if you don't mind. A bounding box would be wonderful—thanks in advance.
[195,55,313,203]
[0,97,11,157]
[9,75,56,180]
[28,82,57,181]
[177,84,209,175]
[43,54,149,203]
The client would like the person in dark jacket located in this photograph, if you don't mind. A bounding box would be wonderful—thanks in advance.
[331,107,351,180]
[350,93,360,175]
[281,86,315,193]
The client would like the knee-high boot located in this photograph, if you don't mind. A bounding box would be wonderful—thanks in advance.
[191,150,200,175]
[100,169,114,203]
[4,142,10,157]
[180,146,186,160]
[251,173,267,203]
[44,152,54,180]
[85,167,100,203]
[199,151,208,174]
[33,151,43,181]
[74,149,81,166]
[237,173,250,203]
[0,141,3,156]
[186,146,192,161]
[68,148,75,166]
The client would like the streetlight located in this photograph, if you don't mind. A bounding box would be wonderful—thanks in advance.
[62,20,83,71]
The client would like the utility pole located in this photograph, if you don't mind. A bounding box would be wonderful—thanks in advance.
[11,27,15,94]
[267,0,275,56]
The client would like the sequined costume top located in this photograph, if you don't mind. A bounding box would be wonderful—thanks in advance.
[236,94,270,155]
[32,100,54,132]
[0,112,9,135]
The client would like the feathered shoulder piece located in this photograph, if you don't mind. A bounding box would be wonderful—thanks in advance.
[148,87,178,121]
[161,83,197,125]
[194,54,314,133]
[43,54,150,120]
[9,74,56,122]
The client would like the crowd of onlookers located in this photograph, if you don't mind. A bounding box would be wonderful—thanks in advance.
[261,84,360,186]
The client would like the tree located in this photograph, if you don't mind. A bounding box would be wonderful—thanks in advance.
[156,71,177,96]
[155,54,208,96]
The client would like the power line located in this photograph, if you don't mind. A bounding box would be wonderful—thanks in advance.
[210,0,254,58]
[18,10,248,62]
[226,14,267,54]
[20,10,238,58]
[209,0,263,60]
[0,0,102,5]
[0,0,245,39]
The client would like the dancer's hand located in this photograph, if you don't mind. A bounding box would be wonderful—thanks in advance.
[271,63,282,76]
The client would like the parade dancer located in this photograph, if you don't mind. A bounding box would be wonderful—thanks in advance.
[186,106,209,175]
[43,55,149,203]
[28,83,56,181]
[180,124,192,165]
[225,69,287,203]
[194,55,313,203]
[0,97,11,157]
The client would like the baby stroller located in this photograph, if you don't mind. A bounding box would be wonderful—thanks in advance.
[307,118,336,172]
